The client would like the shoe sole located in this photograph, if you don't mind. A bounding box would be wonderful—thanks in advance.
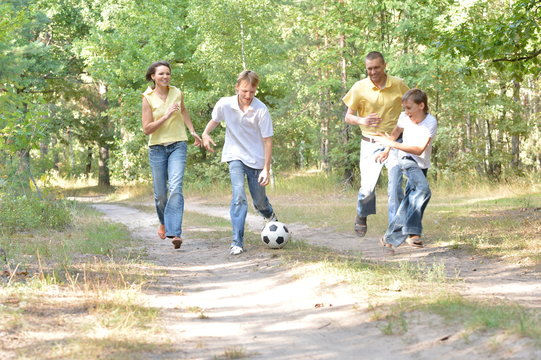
[354,225,367,237]
[230,246,244,255]
[172,238,182,249]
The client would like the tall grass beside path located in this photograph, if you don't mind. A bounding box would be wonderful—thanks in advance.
[0,199,170,359]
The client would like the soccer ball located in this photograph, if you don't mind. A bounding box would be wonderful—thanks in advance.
[261,221,291,249]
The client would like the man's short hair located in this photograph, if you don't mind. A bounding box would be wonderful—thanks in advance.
[403,89,429,114]
[365,51,385,63]
[236,70,260,87]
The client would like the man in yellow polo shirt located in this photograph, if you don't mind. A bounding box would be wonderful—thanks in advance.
[343,51,409,237]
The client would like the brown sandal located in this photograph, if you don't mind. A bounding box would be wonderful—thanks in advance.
[157,225,166,240]
[406,235,423,248]
[172,237,183,249]
[380,236,395,254]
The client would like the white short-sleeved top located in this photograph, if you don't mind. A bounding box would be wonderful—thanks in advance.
[397,112,437,169]
[211,95,273,169]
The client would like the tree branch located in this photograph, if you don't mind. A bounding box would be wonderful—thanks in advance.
[493,49,541,62]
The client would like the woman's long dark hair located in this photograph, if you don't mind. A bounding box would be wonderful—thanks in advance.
[145,61,171,87]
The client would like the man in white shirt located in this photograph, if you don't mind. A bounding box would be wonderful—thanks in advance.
[202,70,277,255]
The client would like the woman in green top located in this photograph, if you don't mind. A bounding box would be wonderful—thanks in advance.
[142,61,201,249]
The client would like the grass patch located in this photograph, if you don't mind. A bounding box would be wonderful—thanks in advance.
[0,203,137,269]
[428,295,541,339]
[214,346,254,360]
[375,294,541,343]
[184,211,232,229]
[185,306,209,319]
[425,193,541,264]
[0,200,170,359]
[0,194,73,233]
[89,292,160,330]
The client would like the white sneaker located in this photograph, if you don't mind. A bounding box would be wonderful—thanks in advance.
[230,245,244,255]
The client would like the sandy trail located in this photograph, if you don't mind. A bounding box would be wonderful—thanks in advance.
[91,201,541,359]
[186,201,541,308]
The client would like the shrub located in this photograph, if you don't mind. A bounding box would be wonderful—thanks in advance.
[0,194,73,233]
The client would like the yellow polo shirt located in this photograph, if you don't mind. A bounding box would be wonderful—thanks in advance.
[342,75,409,136]
[142,86,188,146]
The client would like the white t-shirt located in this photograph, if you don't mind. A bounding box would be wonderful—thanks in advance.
[397,112,437,169]
[211,95,273,169]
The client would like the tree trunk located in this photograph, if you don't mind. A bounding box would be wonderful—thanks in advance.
[467,115,483,176]
[484,118,501,180]
[52,137,60,171]
[16,149,42,198]
[98,145,110,187]
[67,127,75,173]
[511,80,521,170]
[98,83,112,187]
[465,114,472,152]
[316,30,330,173]
[40,141,48,161]
[339,31,354,185]
[16,149,31,190]
[85,147,93,178]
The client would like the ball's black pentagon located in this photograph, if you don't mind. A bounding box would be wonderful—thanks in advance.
[269,224,278,232]
[263,236,270,244]
[276,236,284,244]
[283,225,289,233]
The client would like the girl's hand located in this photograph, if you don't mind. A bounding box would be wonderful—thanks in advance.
[374,150,390,163]
[373,132,394,147]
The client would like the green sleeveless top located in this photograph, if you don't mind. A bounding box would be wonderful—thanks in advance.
[142,86,188,146]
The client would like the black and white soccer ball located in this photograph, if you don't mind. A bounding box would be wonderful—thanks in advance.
[261,221,291,249]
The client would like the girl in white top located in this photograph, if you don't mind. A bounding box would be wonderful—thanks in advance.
[374,89,437,250]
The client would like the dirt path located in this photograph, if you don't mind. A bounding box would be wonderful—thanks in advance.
[91,201,541,359]
[186,201,541,308]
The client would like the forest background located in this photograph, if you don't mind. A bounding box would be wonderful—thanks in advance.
[1,0,540,193]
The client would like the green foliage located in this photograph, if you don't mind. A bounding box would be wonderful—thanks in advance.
[1,0,540,185]
[0,194,73,233]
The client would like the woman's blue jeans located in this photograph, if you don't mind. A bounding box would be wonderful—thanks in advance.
[228,160,274,248]
[385,157,431,247]
[149,141,187,238]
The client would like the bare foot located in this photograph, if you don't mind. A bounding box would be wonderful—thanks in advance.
[157,224,166,239]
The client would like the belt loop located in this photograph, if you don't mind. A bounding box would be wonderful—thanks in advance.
[361,135,376,143]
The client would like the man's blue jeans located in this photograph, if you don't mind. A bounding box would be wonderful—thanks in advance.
[229,160,274,248]
[384,157,431,247]
[149,141,187,238]
[357,140,404,224]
